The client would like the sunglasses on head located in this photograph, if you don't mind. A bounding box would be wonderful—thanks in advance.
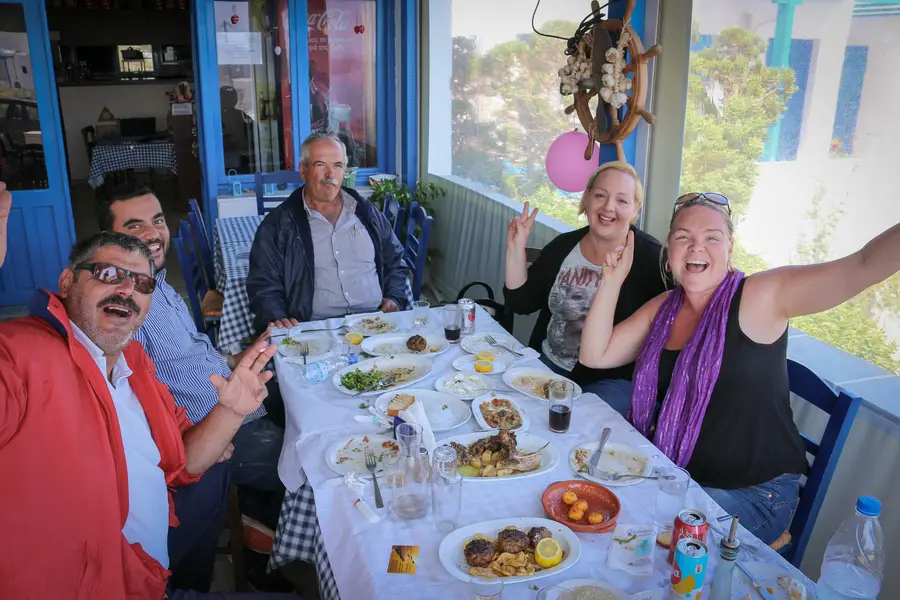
[673,192,731,217]
[74,263,157,295]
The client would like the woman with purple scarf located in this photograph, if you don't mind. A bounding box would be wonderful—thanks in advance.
[579,193,900,546]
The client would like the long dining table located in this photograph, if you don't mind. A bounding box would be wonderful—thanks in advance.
[271,305,817,599]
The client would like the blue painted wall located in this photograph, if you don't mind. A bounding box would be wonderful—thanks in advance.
[765,38,813,162]
[831,45,868,156]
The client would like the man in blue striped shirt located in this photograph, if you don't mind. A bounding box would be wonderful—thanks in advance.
[100,187,284,524]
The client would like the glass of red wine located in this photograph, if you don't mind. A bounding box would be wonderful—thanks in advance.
[443,304,462,343]
[548,380,574,433]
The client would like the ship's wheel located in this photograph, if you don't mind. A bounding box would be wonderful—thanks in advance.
[560,0,662,162]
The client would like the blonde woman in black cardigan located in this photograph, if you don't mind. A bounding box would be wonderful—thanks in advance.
[504,162,668,415]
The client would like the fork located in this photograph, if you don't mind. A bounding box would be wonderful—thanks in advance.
[484,334,526,357]
[350,376,398,397]
[299,341,310,366]
[364,449,384,508]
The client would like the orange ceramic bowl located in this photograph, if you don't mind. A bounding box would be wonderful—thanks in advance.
[541,480,621,533]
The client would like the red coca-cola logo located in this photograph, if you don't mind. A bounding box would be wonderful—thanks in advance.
[308,9,350,33]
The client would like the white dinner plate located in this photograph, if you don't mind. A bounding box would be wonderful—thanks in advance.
[546,579,630,600]
[276,332,334,363]
[503,367,583,402]
[324,433,399,477]
[470,392,530,432]
[436,430,559,481]
[434,373,493,400]
[372,389,471,432]
[734,563,812,600]
[569,441,652,487]
[344,313,399,337]
[438,517,581,584]
[332,355,433,396]
[452,354,509,374]
[460,332,523,355]
[360,332,450,357]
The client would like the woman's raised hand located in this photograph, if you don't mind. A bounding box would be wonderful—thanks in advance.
[602,230,635,287]
[507,202,539,251]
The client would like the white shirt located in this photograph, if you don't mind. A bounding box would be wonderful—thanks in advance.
[70,322,171,568]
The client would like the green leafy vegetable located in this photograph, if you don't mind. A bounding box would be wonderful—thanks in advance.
[613,534,637,545]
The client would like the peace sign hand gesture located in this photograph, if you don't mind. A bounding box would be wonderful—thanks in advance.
[211,335,278,417]
[602,230,635,288]
[507,202,539,252]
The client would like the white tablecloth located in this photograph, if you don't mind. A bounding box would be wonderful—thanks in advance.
[275,306,816,599]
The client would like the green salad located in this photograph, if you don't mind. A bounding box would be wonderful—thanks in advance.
[340,368,390,392]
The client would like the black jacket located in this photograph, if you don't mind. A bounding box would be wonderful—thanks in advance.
[246,186,413,332]
[503,225,669,385]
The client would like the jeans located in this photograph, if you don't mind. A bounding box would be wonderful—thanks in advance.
[230,416,286,529]
[168,463,231,593]
[703,473,801,546]
[581,379,634,418]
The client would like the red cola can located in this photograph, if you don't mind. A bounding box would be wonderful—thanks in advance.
[667,508,709,565]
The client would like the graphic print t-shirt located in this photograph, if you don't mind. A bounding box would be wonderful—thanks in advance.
[542,243,604,371]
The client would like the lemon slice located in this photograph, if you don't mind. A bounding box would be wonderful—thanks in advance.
[534,537,562,568]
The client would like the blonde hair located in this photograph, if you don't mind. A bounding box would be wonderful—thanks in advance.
[578,161,644,223]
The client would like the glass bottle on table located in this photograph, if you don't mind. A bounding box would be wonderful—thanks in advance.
[391,422,429,520]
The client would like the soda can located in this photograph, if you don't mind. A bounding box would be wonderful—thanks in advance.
[458,298,476,335]
[669,538,708,600]
[668,508,709,565]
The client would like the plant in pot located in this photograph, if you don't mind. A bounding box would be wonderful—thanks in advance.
[369,178,445,261]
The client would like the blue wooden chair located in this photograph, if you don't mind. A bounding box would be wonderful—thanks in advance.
[382,194,407,240]
[187,198,217,292]
[254,170,304,215]
[782,358,862,567]
[172,219,223,339]
[403,202,433,301]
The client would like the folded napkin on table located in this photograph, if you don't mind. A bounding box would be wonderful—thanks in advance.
[509,347,541,366]
[398,398,436,456]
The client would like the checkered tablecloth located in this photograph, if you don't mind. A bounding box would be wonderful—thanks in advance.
[214,216,264,355]
[269,481,340,600]
[88,138,177,188]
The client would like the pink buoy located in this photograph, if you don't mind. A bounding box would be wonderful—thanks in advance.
[545,131,600,193]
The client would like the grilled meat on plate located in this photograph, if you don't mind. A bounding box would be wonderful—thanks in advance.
[464,539,496,567]
[496,528,530,554]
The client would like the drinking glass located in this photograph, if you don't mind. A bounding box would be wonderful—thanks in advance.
[443,305,462,343]
[412,300,430,330]
[431,445,463,534]
[654,466,690,530]
[471,576,503,599]
[547,380,575,433]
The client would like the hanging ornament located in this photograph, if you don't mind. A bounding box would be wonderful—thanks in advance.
[545,131,601,193]
[231,4,239,25]
[354,25,365,34]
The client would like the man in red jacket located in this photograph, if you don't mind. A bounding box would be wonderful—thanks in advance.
[0,232,296,600]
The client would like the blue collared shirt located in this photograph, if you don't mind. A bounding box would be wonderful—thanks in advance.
[134,269,266,425]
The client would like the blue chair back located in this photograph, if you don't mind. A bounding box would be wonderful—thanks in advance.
[382,194,407,240]
[403,202,433,301]
[785,358,861,567]
[172,219,210,335]
[255,170,304,215]
[187,199,216,292]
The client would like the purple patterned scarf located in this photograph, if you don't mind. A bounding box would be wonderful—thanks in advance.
[629,269,745,467]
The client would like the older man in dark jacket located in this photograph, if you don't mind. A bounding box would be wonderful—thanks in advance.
[247,133,412,332]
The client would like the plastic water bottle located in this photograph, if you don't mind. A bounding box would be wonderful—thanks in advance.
[817,496,885,600]
[295,354,358,388]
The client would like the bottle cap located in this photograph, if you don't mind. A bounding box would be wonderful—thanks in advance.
[857,496,881,517]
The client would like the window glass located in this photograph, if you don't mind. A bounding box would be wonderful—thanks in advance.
[682,1,900,374]
[118,45,154,74]
[216,0,293,174]
[427,0,595,227]
[307,0,378,169]
[0,4,49,190]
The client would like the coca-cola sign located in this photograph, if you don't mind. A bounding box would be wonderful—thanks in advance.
[308,9,351,33]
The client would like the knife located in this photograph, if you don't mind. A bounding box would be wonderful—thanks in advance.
[735,561,776,600]
[589,427,612,477]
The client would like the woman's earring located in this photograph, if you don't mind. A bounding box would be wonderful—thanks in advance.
[727,259,734,273]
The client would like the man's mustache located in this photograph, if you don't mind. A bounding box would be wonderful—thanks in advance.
[97,295,141,315]
[320,177,339,186]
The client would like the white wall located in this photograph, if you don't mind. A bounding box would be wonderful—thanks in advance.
[59,83,172,181]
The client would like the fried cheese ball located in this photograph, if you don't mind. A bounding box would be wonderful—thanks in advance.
[561,491,578,505]
[567,507,585,521]
[587,511,605,525]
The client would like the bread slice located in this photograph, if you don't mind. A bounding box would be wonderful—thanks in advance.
[387,393,416,417]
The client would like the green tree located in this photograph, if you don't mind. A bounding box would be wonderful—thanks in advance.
[680,27,796,218]
[450,21,588,228]
[681,27,900,374]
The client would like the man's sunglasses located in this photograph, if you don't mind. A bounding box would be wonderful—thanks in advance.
[74,263,157,295]
[673,192,731,217]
